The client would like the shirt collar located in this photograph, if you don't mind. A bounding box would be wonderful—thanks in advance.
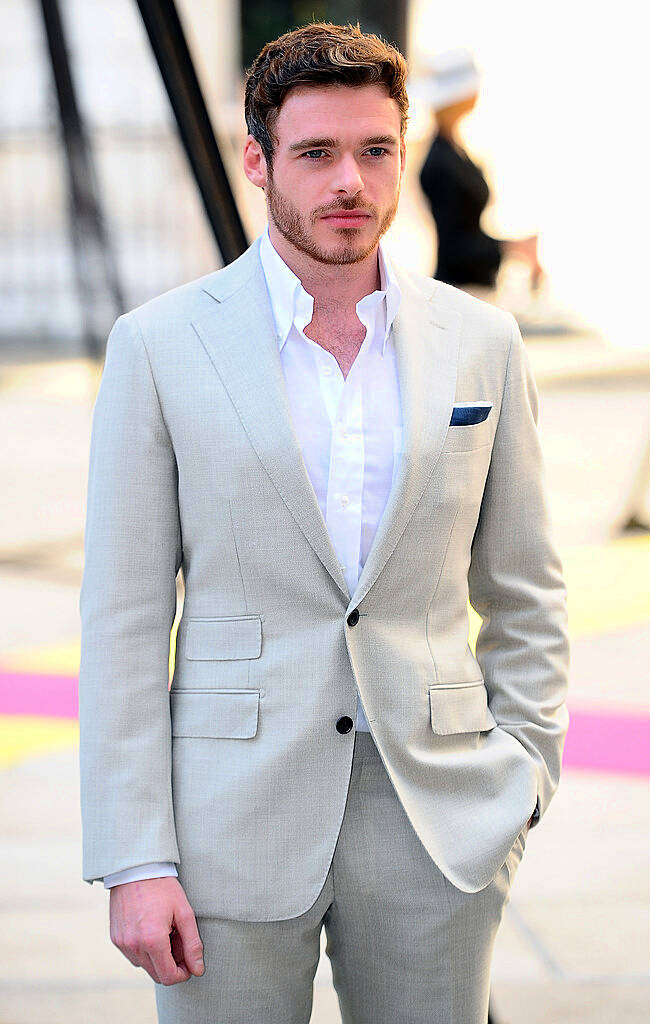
[259,226,401,355]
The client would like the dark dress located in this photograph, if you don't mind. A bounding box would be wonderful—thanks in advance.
[419,132,502,288]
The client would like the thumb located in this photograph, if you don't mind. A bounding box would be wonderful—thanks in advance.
[173,906,205,977]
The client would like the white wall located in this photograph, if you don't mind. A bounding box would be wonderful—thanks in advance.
[408,0,646,348]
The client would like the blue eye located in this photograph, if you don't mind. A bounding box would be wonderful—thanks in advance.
[367,148,387,157]
[304,150,326,159]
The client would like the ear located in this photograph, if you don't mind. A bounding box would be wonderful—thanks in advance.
[243,135,268,189]
[399,137,407,179]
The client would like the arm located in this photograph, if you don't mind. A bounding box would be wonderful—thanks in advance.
[79,313,205,984]
[79,311,182,882]
[468,315,570,827]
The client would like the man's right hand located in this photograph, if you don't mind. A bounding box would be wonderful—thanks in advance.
[109,876,205,985]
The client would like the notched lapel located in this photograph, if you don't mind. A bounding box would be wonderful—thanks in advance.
[349,273,462,610]
[192,245,349,600]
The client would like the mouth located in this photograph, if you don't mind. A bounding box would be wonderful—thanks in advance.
[320,210,371,228]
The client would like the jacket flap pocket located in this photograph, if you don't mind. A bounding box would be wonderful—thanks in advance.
[186,615,262,661]
[428,681,497,735]
[170,689,259,738]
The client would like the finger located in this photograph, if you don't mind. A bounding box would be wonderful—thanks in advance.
[113,931,164,983]
[140,952,163,985]
[148,937,192,986]
[174,908,205,976]
[117,942,164,985]
[170,927,188,970]
[113,935,149,973]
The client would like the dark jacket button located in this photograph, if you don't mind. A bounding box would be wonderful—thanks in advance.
[347,609,360,627]
[336,716,354,734]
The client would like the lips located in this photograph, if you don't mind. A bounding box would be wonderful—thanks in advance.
[321,210,371,226]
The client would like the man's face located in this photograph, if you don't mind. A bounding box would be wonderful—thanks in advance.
[250,83,405,266]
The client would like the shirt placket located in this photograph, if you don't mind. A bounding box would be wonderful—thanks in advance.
[331,389,364,593]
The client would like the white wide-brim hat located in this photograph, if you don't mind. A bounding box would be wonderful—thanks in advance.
[411,47,482,111]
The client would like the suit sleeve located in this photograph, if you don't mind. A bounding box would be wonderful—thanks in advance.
[467,315,570,826]
[79,312,182,883]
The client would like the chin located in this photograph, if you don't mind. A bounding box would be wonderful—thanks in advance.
[323,226,374,251]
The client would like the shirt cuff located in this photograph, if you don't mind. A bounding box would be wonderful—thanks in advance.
[103,861,178,889]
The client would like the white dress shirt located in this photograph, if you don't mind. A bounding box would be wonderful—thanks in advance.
[104,229,403,887]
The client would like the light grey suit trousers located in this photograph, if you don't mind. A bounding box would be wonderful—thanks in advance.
[155,730,526,1024]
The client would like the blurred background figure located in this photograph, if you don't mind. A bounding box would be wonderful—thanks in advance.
[418,47,543,299]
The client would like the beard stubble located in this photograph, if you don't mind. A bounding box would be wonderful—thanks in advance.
[266,171,400,266]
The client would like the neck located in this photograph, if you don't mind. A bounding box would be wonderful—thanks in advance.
[435,111,461,143]
[267,223,381,315]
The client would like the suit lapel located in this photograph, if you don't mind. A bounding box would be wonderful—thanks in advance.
[192,241,349,600]
[193,239,462,611]
[348,271,461,610]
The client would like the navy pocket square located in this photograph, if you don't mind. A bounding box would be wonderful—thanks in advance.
[450,402,492,426]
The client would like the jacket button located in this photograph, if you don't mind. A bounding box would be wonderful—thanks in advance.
[347,609,360,627]
[336,716,354,734]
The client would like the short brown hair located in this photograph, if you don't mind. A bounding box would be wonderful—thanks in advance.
[245,22,409,165]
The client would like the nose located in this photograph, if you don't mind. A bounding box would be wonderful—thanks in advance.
[332,154,364,196]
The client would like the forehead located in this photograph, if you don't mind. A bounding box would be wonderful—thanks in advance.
[274,83,401,144]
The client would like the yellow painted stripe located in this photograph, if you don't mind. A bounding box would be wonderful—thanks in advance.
[1,643,81,675]
[0,715,79,769]
[467,534,649,650]
[562,534,650,637]
[2,619,180,679]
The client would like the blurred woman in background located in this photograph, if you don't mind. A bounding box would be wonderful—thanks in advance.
[419,48,543,298]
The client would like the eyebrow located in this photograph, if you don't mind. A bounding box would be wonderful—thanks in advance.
[288,134,399,152]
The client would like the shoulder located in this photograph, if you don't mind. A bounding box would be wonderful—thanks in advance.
[421,134,465,173]
[396,263,514,341]
[124,272,221,336]
[424,134,454,160]
[124,238,263,340]
[435,279,514,340]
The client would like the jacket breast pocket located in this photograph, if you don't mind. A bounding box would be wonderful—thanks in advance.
[428,680,497,735]
[441,419,493,454]
[170,689,260,738]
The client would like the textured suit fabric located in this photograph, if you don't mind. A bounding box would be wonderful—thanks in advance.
[79,234,569,921]
[154,730,527,1024]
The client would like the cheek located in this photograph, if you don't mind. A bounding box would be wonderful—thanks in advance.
[368,166,401,198]
[283,176,317,207]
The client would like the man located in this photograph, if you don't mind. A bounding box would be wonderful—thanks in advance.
[79,22,569,1024]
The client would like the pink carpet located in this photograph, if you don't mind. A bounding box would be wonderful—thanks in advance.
[561,707,650,777]
[0,669,648,776]
[0,671,78,720]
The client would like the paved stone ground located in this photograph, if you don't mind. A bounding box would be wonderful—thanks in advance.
[0,335,648,1023]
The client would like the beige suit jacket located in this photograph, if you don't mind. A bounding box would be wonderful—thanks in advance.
[79,235,569,920]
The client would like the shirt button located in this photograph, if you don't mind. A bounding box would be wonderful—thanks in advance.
[340,495,350,508]
[322,365,332,376]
